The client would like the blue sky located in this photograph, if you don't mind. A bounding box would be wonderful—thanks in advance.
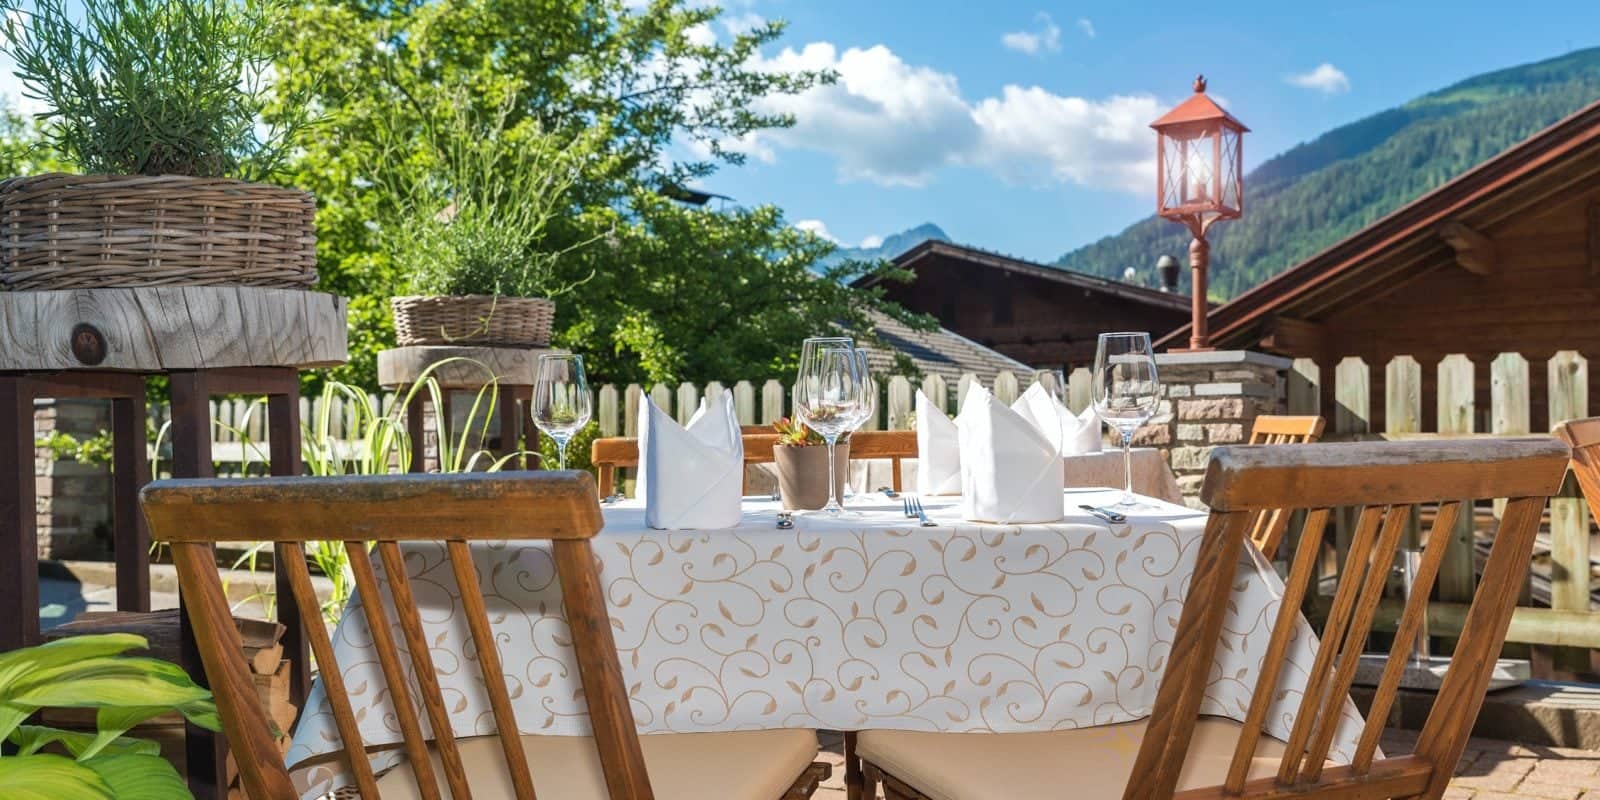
[691,0,1600,262]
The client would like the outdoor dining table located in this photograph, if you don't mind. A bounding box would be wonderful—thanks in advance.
[287,488,1367,797]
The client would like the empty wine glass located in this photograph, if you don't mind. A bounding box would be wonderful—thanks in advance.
[1092,333,1160,507]
[532,353,591,470]
[1035,368,1070,455]
[795,338,867,517]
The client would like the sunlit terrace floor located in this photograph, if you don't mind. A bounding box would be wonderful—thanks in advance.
[811,730,1600,800]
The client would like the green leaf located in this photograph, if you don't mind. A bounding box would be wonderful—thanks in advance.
[82,754,192,800]
[8,657,211,712]
[0,634,148,698]
[0,753,114,799]
[9,724,159,760]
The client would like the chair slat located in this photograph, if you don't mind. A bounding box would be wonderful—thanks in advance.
[280,542,382,798]
[447,540,539,800]
[553,539,656,800]
[1225,508,1330,792]
[1354,501,1462,772]
[1301,504,1413,781]
[1276,504,1384,784]
[347,543,444,800]
[378,541,475,800]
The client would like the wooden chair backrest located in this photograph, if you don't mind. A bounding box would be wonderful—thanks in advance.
[1124,437,1568,800]
[139,472,648,800]
[1245,415,1327,559]
[1554,416,1600,523]
[590,430,919,496]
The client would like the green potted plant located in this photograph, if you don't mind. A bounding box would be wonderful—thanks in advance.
[0,0,321,290]
[772,416,849,511]
[380,91,593,348]
[0,632,221,799]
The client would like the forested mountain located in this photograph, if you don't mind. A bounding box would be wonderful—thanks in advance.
[1055,47,1600,298]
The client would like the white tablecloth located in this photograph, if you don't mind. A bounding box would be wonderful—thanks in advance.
[288,489,1364,796]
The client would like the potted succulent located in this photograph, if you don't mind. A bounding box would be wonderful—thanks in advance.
[380,92,593,348]
[772,417,849,511]
[0,0,320,290]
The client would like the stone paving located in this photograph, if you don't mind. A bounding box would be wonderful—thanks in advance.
[810,730,1600,799]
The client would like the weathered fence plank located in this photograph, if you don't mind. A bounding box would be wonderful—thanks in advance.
[993,370,1020,405]
[1436,354,1477,632]
[733,381,756,425]
[597,384,619,437]
[676,382,698,425]
[624,384,643,437]
[1067,367,1092,414]
[1288,358,1320,415]
[760,380,785,424]
[922,374,948,415]
[957,372,978,410]
[887,376,913,430]
[1549,351,1591,671]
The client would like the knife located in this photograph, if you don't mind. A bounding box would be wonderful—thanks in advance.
[1078,504,1127,523]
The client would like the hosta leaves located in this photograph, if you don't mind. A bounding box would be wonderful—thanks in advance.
[9,724,160,759]
[0,754,114,800]
[84,754,193,800]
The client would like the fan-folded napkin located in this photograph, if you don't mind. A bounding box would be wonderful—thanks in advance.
[1010,383,1102,455]
[915,390,962,495]
[637,390,744,530]
[957,385,1065,523]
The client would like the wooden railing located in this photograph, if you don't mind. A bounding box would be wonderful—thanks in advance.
[1290,351,1597,662]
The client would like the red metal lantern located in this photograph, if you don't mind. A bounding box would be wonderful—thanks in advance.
[1151,75,1247,350]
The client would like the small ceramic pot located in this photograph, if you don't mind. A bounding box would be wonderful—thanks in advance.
[774,441,851,511]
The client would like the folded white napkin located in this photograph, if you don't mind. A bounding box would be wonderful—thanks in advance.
[957,384,1064,524]
[637,390,744,530]
[1010,383,1103,455]
[916,390,962,495]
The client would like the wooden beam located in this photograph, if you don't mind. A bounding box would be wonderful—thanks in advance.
[1258,314,1326,358]
[1437,220,1496,275]
[1588,201,1600,277]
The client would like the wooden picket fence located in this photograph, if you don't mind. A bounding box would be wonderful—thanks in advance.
[1289,351,1599,660]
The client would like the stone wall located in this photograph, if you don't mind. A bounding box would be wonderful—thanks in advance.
[33,399,113,560]
[1134,351,1292,507]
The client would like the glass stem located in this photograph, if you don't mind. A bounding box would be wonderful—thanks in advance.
[1120,429,1135,506]
[556,438,569,471]
[824,436,841,515]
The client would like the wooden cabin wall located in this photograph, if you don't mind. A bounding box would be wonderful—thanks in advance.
[1311,180,1600,432]
[879,253,1191,370]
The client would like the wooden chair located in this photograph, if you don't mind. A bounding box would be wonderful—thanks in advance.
[846,436,1568,800]
[141,472,831,800]
[592,430,919,497]
[1555,416,1600,523]
[1245,414,1327,559]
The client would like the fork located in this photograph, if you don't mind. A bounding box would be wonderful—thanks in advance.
[906,495,937,527]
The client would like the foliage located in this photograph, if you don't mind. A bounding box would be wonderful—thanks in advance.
[1058,46,1600,299]
[0,0,317,179]
[0,633,219,799]
[772,416,823,447]
[375,88,596,300]
[273,0,933,390]
[35,430,115,466]
[536,420,600,475]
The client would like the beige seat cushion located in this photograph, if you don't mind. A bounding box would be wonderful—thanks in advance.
[373,728,819,800]
[856,717,1290,800]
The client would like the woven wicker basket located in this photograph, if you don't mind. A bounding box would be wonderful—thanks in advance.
[0,173,316,290]
[391,295,556,347]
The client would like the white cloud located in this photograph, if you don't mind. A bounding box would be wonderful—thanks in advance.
[743,42,1161,192]
[795,219,838,242]
[685,22,717,47]
[1001,13,1062,55]
[722,12,766,36]
[1286,63,1351,94]
[1077,18,1096,38]
[859,234,884,249]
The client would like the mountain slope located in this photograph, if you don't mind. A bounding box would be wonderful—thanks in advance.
[820,222,950,268]
[1055,47,1600,298]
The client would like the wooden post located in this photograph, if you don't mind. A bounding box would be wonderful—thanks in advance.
[624,384,642,437]
[111,391,152,612]
[1549,351,1590,673]
[733,381,755,425]
[265,374,310,706]
[649,383,672,418]
[675,382,697,425]
[1068,368,1092,414]
[923,374,949,414]
[1288,358,1320,415]
[1436,354,1477,649]
[887,376,913,429]
[1386,356,1422,553]
[597,385,619,437]
[760,380,784,424]
[993,370,1019,404]
[0,377,38,650]
[1491,353,1534,625]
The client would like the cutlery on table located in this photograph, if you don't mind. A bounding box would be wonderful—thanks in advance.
[776,512,794,530]
[1078,504,1127,524]
[906,495,937,527]
[879,486,899,498]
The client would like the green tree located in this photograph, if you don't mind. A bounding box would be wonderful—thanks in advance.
[274,0,932,388]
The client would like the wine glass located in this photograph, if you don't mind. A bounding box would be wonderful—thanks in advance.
[795,339,867,517]
[1092,333,1160,508]
[532,353,591,470]
[1035,368,1070,455]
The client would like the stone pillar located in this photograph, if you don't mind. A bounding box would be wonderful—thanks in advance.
[33,398,114,559]
[1138,351,1293,507]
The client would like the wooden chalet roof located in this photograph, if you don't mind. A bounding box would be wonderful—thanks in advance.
[1155,98,1600,351]
[868,240,1193,313]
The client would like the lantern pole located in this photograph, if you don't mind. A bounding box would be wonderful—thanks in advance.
[1188,234,1210,350]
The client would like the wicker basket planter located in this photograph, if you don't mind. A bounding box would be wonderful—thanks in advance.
[391,295,556,348]
[0,173,317,290]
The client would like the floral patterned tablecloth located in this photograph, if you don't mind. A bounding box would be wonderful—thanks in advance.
[288,488,1364,797]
